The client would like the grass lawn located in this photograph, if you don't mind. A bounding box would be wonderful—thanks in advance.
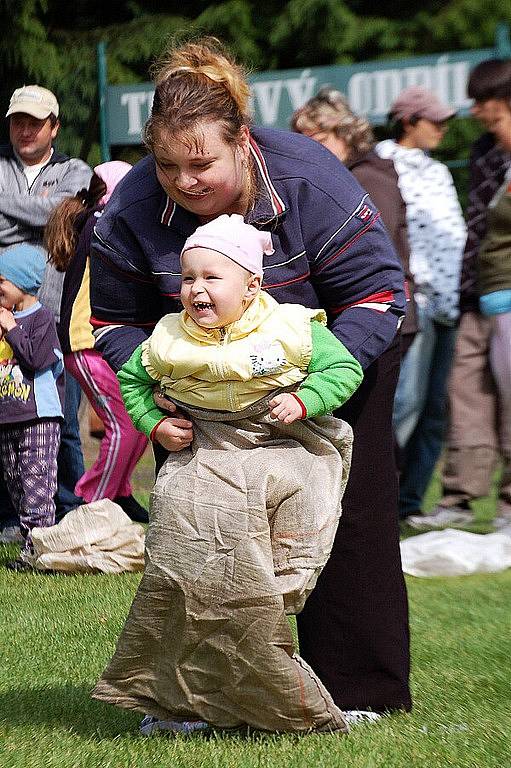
[0,458,509,768]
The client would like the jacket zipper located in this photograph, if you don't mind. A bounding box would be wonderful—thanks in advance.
[218,327,236,411]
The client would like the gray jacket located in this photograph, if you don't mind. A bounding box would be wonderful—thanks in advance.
[0,145,92,319]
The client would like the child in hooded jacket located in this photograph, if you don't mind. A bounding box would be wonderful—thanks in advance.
[0,244,64,570]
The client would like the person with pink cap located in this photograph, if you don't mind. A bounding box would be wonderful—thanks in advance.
[44,161,149,523]
[375,86,467,523]
[92,213,364,735]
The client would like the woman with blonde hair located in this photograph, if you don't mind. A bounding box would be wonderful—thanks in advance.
[90,38,411,732]
[291,86,417,351]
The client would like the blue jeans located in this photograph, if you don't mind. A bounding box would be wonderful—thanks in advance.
[393,310,457,518]
[55,372,85,520]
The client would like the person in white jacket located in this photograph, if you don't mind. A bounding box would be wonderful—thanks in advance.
[375,86,467,522]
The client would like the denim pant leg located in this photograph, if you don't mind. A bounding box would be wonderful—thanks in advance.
[393,310,436,449]
[55,371,85,519]
[399,321,457,517]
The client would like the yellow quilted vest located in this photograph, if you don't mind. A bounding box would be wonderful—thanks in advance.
[141,291,327,412]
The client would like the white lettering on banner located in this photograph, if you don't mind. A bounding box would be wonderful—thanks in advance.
[431,56,450,104]
[285,69,317,110]
[370,70,403,114]
[250,70,317,125]
[450,62,472,108]
[120,92,154,136]
[403,66,433,90]
[348,57,472,119]
[250,81,283,124]
[115,57,476,135]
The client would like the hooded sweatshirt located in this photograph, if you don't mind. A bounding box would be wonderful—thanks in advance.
[0,145,92,319]
[375,139,466,325]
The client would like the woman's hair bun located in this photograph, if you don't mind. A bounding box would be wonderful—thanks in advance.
[153,37,251,121]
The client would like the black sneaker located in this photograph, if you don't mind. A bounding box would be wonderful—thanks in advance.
[5,557,34,572]
[113,495,149,524]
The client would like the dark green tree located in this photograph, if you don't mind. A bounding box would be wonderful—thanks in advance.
[1,0,509,178]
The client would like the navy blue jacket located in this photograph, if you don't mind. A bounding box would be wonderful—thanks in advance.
[90,127,405,372]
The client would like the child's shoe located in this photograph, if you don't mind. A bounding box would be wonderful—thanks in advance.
[139,715,210,736]
[5,554,34,572]
[0,525,23,544]
[343,710,383,725]
[113,495,149,524]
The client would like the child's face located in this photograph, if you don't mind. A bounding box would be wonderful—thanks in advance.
[180,248,260,328]
[0,276,24,310]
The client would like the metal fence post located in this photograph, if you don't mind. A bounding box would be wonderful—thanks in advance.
[495,22,511,58]
[97,41,111,162]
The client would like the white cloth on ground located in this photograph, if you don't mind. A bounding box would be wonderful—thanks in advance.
[400,528,511,577]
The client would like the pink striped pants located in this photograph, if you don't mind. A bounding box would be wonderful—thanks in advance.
[65,350,148,502]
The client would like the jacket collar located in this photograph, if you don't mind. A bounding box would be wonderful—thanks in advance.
[0,143,70,166]
[179,290,278,345]
[375,139,430,170]
[159,134,288,234]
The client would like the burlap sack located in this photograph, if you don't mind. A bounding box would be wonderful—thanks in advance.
[93,396,352,733]
[31,498,145,573]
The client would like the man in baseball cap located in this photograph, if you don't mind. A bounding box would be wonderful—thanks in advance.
[0,84,92,536]
[5,85,60,168]
[389,85,456,123]
[6,85,59,121]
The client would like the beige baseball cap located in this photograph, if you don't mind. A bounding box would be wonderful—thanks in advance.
[6,85,59,120]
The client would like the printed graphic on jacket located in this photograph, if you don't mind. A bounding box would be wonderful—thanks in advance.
[249,338,287,377]
[0,339,30,403]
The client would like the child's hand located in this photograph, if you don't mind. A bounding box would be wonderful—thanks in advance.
[0,308,16,333]
[153,417,194,452]
[269,393,304,424]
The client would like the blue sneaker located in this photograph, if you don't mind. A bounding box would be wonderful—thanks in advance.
[140,715,210,736]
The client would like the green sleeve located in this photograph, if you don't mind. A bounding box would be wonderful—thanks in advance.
[117,345,167,439]
[296,320,364,417]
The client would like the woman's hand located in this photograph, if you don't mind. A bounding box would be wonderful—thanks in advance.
[153,417,193,452]
[153,388,178,415]
[152,388,193,451]
[269,393,304,424]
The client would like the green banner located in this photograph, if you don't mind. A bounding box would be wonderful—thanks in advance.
[105,48,494,147]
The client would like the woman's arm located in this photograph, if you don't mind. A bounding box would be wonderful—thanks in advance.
[296,174,406,370]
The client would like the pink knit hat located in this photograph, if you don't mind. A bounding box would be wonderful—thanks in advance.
[94,161,132,207]
[181,214,274,277]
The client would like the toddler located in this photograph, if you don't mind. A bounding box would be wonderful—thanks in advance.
[93,214,363,734]
[0,244,64,571]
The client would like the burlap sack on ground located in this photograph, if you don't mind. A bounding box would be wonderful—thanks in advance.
[93,395,353,733]
[31,498,145,573]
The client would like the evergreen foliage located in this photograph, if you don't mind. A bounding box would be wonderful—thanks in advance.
[0,0,508,173]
